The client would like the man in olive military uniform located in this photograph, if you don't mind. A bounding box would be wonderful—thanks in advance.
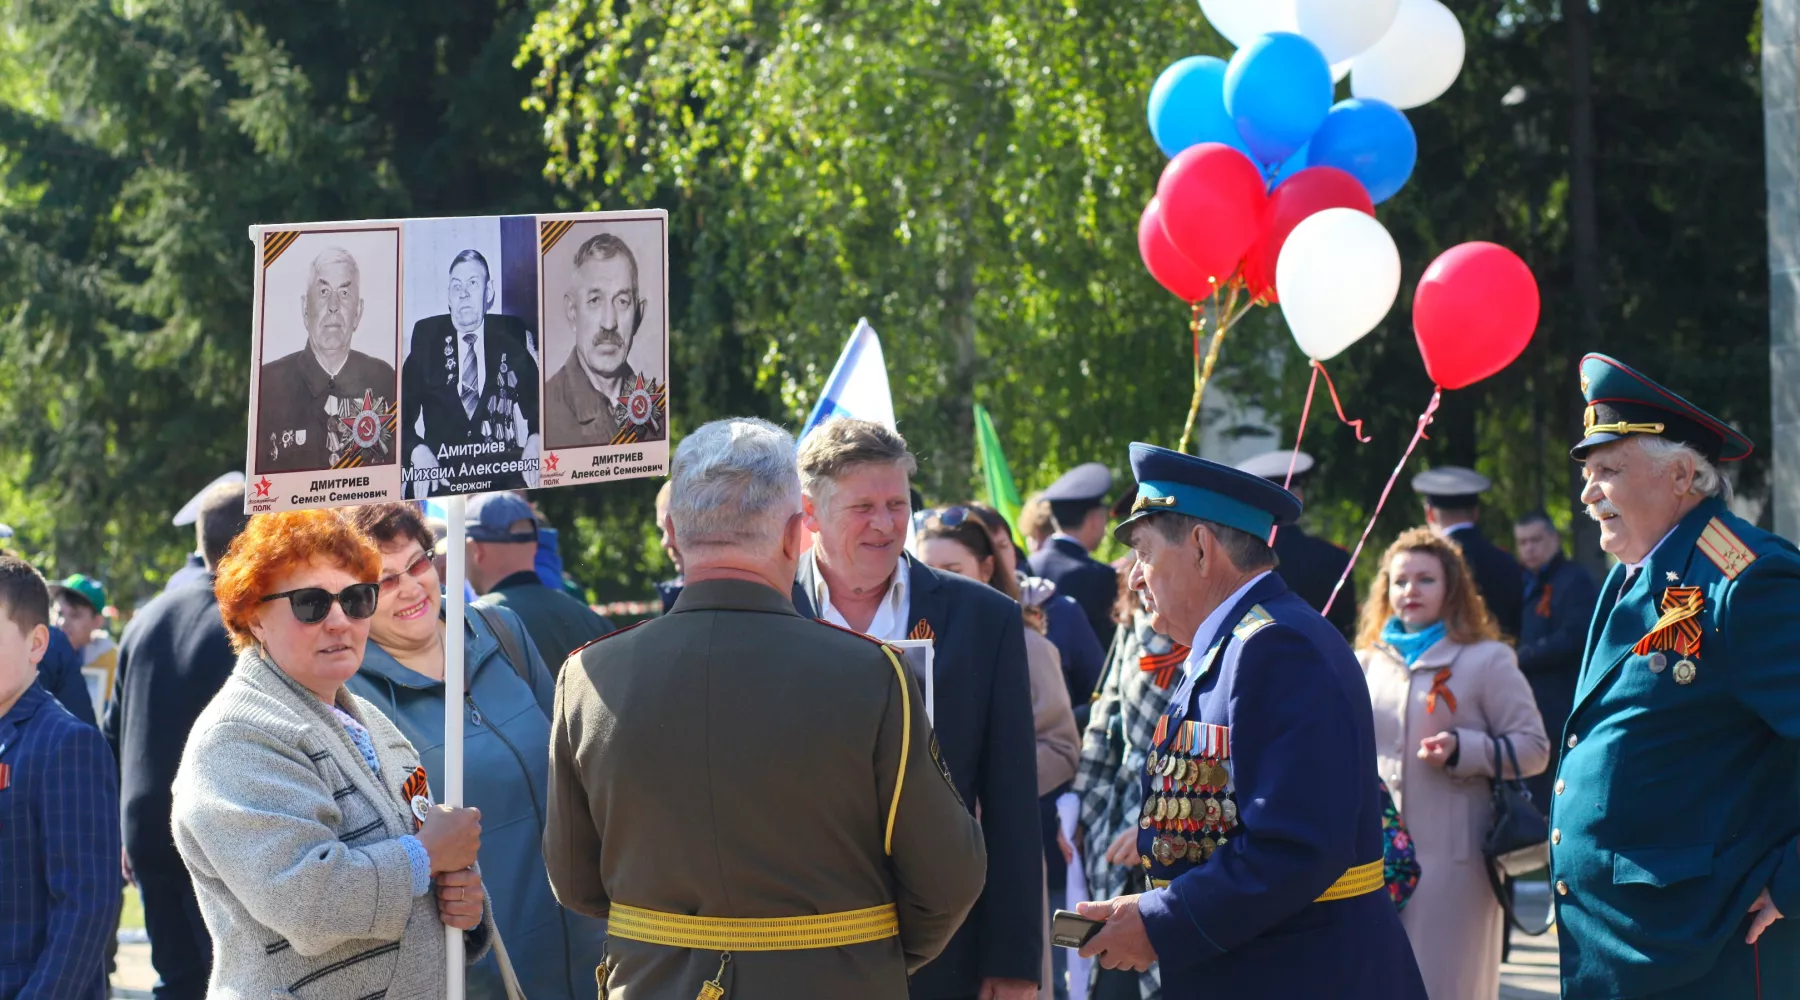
[1552,354,1800,999]
[1411,467,1525,638]
[1236,449,1356,638]
[1077,443,1424,1000]
[544,231,667,448]
[255,246,398,474]
[401,248,541,497]
[544,417,985,1000]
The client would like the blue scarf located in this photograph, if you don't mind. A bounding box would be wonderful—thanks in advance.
[1380,617,1447,666]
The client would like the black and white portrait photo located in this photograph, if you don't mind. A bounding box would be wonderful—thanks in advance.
[540,216,668,450]
[253,229,401,475]
[399,216,542,498]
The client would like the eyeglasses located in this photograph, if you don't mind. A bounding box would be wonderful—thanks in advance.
[378,553,434,593]
[260,583,381,624]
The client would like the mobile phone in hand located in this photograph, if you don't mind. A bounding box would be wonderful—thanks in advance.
[1051,909,1105,949]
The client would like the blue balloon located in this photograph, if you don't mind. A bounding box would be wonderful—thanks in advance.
[1306,98,1418,204]
[1147,56,1250,159]
[1223,32,1333,166]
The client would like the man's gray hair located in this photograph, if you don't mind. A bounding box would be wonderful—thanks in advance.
[669,418,802,551]
[1145,512,1277,573]
[1638,436,1734,503]
[796,418,917,510]
[309,246,361,289]
[571,232,640,294]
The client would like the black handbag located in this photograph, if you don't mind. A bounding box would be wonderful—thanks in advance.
[1480,733,1554,935]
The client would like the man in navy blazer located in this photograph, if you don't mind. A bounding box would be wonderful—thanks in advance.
[1028,463,1120,650]
[1412,467,1525,639]
[1076,444,1424,1000]
[794,418,1042,1000]
[0,554,120,1000]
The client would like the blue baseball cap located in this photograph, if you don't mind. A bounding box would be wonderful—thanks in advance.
[1114,443,1301,544]
[465,493,539,543]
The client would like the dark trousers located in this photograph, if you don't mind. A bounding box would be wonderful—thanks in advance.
[136,865,212,1000]
[1092,968,1142,1000]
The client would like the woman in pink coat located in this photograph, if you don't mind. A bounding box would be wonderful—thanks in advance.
[1354,528,1549,1000]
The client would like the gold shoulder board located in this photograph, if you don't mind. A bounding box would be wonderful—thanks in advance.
[1233,605,1276,643]
[1697,517,1758,580]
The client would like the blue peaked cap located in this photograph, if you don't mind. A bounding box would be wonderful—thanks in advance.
[1114,443,1302,544]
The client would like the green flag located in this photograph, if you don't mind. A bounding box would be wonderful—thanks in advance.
[973,403,1026,549]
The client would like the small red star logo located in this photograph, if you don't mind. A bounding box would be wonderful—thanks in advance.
[253,476,273,498]
[544,452,560,472]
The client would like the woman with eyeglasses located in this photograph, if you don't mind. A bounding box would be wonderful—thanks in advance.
[170,509,494,998]
[917,507,1080,1000]
[343,502,609,1000]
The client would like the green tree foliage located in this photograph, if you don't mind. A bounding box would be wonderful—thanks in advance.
[526,0,1767,594]
[0,0,558,604]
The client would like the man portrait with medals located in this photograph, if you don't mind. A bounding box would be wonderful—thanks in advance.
[255,246,398,474]
[543,231,667,449]
[1550,355,1800,1000]
[1075,443,1425,1000]
[400,248,542,497]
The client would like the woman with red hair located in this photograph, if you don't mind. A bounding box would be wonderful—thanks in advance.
[170,509,495,997]
[1354,527,1548,1000]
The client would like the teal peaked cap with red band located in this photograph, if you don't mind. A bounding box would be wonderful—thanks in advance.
[1571,354,1751,464]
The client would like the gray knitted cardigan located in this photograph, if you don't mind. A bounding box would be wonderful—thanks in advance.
[171,647,493,1000]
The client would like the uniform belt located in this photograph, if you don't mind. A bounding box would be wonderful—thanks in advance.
[1148,859,1385,902]
[607,902,900,951]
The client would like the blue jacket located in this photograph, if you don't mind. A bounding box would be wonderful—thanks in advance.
[35,628,95,729]
[345,603,607,1000]
[1136,574,1424,999]
[1029,538,1118,650]
[0,683,120,1000]
[1039,591,1104,728]
[793,557,1043,998]
[1552,498,1800,998]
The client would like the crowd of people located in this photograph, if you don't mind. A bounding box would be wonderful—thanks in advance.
[1,351,1796,1000]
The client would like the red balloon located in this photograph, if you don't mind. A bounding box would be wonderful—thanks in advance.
[1412,242,1540,390]
[1242,166,1375,303]
[1156,143,1268,286]
[1138,198,1215,302]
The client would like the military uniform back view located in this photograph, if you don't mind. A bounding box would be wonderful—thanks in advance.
[545,578,987,999]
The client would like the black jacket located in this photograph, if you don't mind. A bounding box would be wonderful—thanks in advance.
[794,558,1043,997]
[1028,537,1118,650]
[1446,523,1525,640]
[102,576,236,870]
[1273,526,1356,639]
[1518,553,1598,801]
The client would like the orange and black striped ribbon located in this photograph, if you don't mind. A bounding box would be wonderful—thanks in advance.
[1632,586,1704,658]
[400,765,429,830]
[1426,668,1458,715]
[540,219,576,255]
[1138,644,1191,690]
[1535,583,1553,618]
[263,230,301,269]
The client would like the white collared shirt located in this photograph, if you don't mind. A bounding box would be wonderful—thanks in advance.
[1181,571,1274,679]
[1623,524,1681,583]
[808,549,914,643]
[1049,532,1087,551]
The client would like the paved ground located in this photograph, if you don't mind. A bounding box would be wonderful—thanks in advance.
[111,891,1567,998]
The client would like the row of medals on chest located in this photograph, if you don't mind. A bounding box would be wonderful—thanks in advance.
[1143,741,1238,867]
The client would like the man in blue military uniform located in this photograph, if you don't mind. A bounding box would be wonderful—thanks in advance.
[1029,462,1120,649]
[1236,449,1356,638]
[1553,354,1800,999]
[1076,443,1424,999]
[1411,467,1526,639]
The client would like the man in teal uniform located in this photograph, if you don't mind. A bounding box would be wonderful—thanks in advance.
[1554,354,1800,999]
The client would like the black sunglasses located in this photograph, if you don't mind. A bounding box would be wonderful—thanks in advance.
[260,583,381,624]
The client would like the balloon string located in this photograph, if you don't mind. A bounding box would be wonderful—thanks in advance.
[1323,387,1443,617]
[1314,361,1371,443]
[1177,297,1207,454]
[1266,362,1321,548]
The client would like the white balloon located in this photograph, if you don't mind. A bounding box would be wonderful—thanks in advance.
[1348,0,1465,109]
[1296,0,1400,64]
[1276,208,1401,361]
[1198,0,1297,50]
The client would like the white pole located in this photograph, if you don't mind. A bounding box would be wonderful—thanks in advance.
[443,493,468,999]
